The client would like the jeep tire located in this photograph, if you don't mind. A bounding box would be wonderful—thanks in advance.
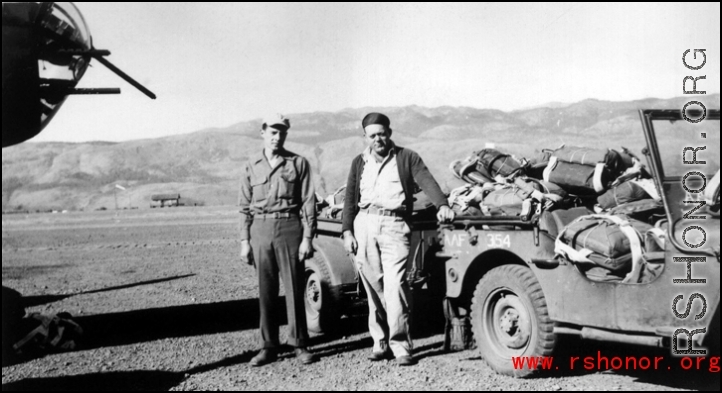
[471,265,557,378]
[304,255,341,335]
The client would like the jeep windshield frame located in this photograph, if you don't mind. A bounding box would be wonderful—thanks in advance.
[639,109,720,256]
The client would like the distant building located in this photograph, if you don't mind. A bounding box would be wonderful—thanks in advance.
[151,194,181,208]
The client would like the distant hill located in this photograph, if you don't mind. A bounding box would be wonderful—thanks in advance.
[2,95,719,212]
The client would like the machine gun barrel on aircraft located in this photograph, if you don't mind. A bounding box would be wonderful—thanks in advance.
[2,1,156,148]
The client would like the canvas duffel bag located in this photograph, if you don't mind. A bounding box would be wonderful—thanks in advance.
[543,146,628,195]
[479,179,545,218]
[555,214,651,276]
[512,177,567,204]
[544,161,611,195]
[538,207,594,238]
[450,157,493,184]
[483,178,544,208]
[524,149,553,180]
[598,180,651,210]
[552,146,625,172]
[609,199,665,224]
[474,148,524,179]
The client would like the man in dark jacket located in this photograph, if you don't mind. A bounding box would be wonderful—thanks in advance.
[342,113,454,366]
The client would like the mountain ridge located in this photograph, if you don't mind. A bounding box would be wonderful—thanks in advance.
[3,94,719,212]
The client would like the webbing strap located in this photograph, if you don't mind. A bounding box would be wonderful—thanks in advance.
[598,215,644,283]
[593,163,606,194]
[646,227,666,250]
[554,242,595,264]
[543,156,558,183]
[632,178,661,201]
[449,184,489,211]
[555,214,645,283]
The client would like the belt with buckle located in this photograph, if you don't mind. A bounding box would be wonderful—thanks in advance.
[254,212,299,220]
[361,206,405,218]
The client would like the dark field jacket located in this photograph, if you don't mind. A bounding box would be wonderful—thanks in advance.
[341,145,448,233]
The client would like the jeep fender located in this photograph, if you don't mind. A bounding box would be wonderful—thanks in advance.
[311,236,357,288]
[447,248,531,300]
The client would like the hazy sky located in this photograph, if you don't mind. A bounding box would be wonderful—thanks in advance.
[31,2,721,143]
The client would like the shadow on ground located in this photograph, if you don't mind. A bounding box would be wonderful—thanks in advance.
[1,371,185,392]
[21,275,197,308]
[76,298,270,350]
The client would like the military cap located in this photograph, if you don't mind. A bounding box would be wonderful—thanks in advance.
[362,113,390,129]
[263,113,290,129]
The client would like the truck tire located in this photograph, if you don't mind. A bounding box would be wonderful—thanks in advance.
[305,255,341,335]
[471,265,557,378]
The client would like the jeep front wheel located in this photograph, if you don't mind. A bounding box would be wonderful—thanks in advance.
[471,265,557,378]
[304,256,340,334]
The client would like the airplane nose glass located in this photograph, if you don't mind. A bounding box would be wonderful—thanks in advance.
[43,2,92,49]
[3,2,152,147]
[35,2,92,128]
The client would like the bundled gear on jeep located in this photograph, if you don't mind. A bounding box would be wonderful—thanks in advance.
[555,214,651,279]
[597,180,651,210]
[608,199,666,224]
[448,183,491,215]
[473,148,525,179]
[445,143,674,284]
[553,212,674,284]
[542,146,632,196]
[321,185,347,219]
[447,145,643,221]
[480,178,567,218]
[449,156,493,185]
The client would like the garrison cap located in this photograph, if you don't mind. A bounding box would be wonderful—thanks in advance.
[263,113,290,130]
[362,113,390,129]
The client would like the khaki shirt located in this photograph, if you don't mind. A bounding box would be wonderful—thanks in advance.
[358,144,405,211]
[239,149,316,241]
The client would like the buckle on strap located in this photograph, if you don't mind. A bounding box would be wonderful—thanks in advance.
[364,206,404,217]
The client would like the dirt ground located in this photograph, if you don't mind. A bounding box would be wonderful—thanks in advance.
[2,207,719,391]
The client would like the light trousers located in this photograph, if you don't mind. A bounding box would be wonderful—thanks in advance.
[353,211,413,357]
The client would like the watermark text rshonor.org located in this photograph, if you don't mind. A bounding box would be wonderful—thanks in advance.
[511,354,720,373]
[673,48,711,356]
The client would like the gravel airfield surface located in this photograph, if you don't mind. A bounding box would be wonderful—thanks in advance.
[2,207,719,391]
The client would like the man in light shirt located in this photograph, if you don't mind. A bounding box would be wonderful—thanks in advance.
[342,113,455,366]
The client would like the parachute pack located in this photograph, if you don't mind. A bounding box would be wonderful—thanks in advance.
[446,144,675,283]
